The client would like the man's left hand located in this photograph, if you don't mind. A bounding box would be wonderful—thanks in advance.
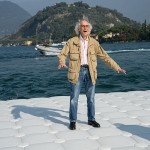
[117,68,126,74]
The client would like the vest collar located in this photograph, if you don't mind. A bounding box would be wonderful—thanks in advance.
[73,35,94,47]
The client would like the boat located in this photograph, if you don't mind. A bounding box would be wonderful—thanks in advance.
[35,42,67,56]
[35,31,66,56]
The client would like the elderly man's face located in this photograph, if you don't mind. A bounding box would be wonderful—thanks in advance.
[79,20,90,39]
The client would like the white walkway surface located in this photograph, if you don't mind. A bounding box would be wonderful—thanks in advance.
[0,90,150,150]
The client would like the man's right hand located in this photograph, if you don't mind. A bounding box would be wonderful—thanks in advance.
[58,64,68,69]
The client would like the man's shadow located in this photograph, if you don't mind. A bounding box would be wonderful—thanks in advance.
[11,105,69,127]
[115,123,150,141]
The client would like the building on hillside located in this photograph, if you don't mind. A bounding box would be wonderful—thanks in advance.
[24,40,33,46]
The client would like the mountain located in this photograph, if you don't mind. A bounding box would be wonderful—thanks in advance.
[0,1,31,37]
[8,2,140,43]
[5,0,150,23]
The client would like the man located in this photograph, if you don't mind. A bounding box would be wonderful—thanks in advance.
[57,17,126,130]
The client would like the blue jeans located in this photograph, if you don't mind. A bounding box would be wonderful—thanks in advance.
[69,67,95,122]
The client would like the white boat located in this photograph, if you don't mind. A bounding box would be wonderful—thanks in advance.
[35,42,66,56]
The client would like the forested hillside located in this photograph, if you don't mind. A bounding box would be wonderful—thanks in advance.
[7,2,141,43]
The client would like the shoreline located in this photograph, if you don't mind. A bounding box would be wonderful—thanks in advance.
[1,40,150,47]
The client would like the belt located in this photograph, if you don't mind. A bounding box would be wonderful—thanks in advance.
[81,64,89,68]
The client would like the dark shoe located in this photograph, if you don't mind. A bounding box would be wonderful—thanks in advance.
[88,120,100,128]
[69,122,76,130]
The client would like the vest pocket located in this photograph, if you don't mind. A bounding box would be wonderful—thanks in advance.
[69,52,80,61]
[68,68,76,81]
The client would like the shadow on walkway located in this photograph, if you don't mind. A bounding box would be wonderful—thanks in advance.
[11,105,69,127]
[115,123,150,141]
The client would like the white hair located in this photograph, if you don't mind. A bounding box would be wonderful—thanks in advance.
[74,17,93,35]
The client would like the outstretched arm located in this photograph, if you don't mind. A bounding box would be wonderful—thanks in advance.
[96,42,126,74]
[57,41,70,69]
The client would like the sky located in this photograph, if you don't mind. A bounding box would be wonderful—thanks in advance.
[1,0,150,23]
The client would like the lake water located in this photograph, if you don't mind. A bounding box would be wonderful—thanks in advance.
[0,42,150,100]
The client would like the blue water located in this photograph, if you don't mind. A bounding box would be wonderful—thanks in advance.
[0,42,150,101]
